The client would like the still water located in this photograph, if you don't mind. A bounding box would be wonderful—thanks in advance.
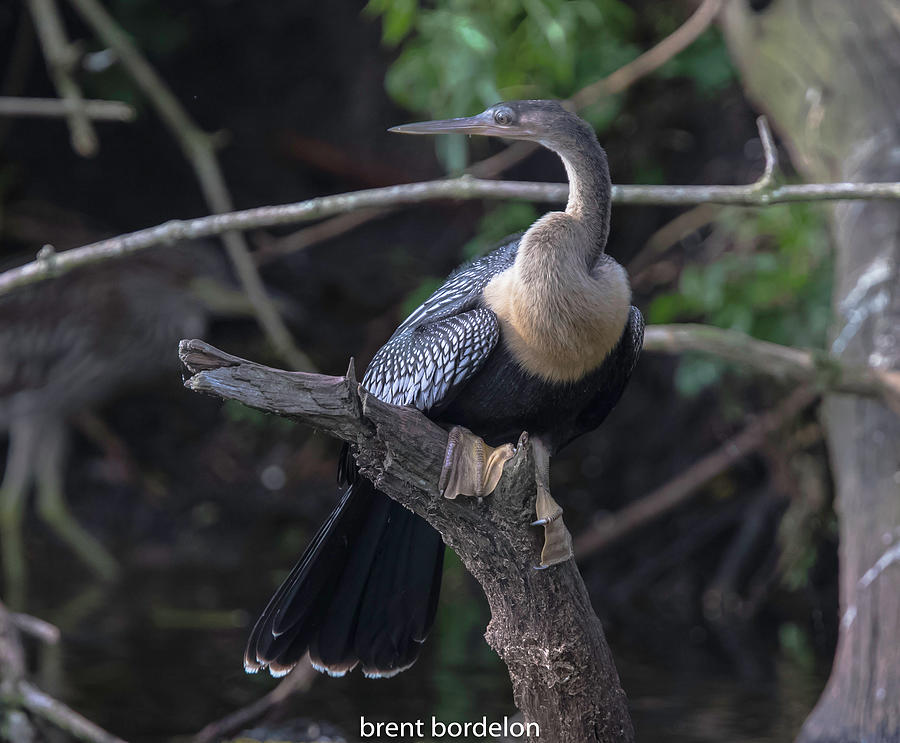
[28,548,824,743]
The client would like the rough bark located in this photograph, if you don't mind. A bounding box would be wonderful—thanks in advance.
[722,2,900,741]
[179,340,634,743]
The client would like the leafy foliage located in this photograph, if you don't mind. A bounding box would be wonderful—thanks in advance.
[648,203,832,395]
[365,0,639,169]
[365,0,738,169]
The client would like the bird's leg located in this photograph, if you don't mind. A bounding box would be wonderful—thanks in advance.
[34,420,119,581]
[0,418,40,609]
[439,426,515,500]
[531,438,573,569]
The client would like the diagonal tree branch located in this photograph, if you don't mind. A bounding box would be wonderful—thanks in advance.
[569,0,725,110]
[178,339,634,743]
[574,386,819,558]
[192,660,317,743]
[65,0,312,371]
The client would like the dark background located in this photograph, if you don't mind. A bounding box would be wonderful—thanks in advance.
[0,1,837,740]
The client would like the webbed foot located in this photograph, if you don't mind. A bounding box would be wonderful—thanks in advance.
[531,438,573,569]
[439,426,515,500]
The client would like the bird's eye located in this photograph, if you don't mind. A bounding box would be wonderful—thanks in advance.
[493,108,513,126]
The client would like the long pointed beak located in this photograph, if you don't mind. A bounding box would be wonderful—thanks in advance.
[389,112,498,136]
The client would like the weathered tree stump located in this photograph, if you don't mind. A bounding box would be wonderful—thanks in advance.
[179,339,634,743]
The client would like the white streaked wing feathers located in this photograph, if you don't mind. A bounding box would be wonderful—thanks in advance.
[363,308,499,412]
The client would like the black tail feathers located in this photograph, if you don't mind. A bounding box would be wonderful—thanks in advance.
[243,478,444,678]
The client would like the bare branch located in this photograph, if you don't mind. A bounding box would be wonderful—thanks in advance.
[752,115,778,192]
[25,0,98,156]
[0,601,127,743]
[643,324,900,410]
[0,96,135,121]
[66,0,312,371]
[628,203,721,279]
[8,612,60,644]
[192,660,316,743]
[16,682,129,743]
[574,387,818,557]
[569,0,724,109]
[179,339,634,743]
[4,165,900,297]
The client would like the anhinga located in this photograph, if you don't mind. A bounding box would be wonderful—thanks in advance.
[244,100,644,679]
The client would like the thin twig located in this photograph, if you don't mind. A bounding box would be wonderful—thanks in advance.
[628,203,721,279]
[574,387,818,558]
[26,0,98,156]
[66,0,312,371]
[192,660,317,743]
[265,0,727,257]
[8,612,60,644]
[256,208,386,263]
[17,681,129,743]
[570,0,725,109]
[0,96,135,121]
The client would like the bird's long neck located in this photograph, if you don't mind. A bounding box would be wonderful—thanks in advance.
[483,130,629,384]
[555,135,611,254]
[515,128,612,283]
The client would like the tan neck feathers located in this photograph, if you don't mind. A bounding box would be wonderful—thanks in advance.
[483,215,631,383]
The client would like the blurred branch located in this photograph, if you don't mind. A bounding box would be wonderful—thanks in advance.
[16,682,128,743]
[65,0,312,371]
[255,208,385,264]
[25,0,98,156]
[574,387,818,557]
[0,601,127,743]
[8,612,60,644]
[0,96,135,121]
[628,203,721,279]
[643,324,900,410]
[179,339,634,743]
[192,660,316,743]
[265,0,727,258]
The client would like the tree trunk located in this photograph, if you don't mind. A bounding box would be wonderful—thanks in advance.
[722,2,900,741]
